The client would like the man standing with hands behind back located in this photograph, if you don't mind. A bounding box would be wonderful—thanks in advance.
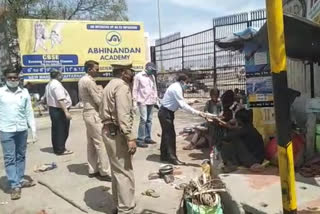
[45,70,73,155]
[132,62,158,148]
[78,60,111,181]
[100,63,137,214]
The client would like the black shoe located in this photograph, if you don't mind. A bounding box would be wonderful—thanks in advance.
[145,139,157,144]
[160,156,168,162]
[112,208,118,214]
[137,142,148,148]
[97,174,112,182]
[169,159,186,166]
[88,172,100,178]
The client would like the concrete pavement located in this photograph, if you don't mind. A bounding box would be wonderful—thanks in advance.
[0,107,207,214]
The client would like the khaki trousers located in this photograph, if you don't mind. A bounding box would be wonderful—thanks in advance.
[102,131,135,214]
[83,111,110,176]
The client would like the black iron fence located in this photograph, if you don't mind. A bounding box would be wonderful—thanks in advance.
[154,9,266,98]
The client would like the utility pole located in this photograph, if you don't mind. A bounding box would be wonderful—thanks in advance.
[157,0,164,72]
[265,1,297,213]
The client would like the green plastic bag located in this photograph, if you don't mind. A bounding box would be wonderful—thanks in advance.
[186,194,223,214]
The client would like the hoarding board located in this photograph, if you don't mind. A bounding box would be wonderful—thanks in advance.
[17,19,146,82]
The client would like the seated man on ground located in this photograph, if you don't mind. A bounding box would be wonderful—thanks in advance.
[183,88,222,150]
[219,108,265,173]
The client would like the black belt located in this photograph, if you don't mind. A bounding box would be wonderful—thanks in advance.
[160,106,174,113]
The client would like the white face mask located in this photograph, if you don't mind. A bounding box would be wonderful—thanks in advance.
[6,81,20,88]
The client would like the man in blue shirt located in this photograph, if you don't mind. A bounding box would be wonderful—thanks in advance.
[0,68,37,200]
[158,73,205,165]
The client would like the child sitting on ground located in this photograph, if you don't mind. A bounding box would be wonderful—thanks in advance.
[183,89,222,150]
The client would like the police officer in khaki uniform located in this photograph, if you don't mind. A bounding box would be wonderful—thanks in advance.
[100,63,137,214]
[78,60,111,181]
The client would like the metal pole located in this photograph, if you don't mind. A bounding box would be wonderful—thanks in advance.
[213,26,217,88]
[265,1,297,213]
[310,62,315,98]
[157,0,164,72]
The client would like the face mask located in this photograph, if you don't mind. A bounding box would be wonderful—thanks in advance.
[180,82,188,91]
[146,69,153,76]
[6,80,19,88]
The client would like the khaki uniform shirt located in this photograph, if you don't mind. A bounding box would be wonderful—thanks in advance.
[78,74,102,112]
[99,78,135,141]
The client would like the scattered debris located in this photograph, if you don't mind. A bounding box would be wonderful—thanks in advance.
[148,172,160,180]
[141,189,160,198]
[163,174,175,184]
[0,201,8,205]
[182,161,226,214]
[34,162,57,173]
[36,210,48,214]
[175,183,188,190]
[38,179,88,213]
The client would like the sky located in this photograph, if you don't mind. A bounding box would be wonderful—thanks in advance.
[127,0,266,43]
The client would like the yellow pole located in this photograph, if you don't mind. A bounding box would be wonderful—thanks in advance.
[265,1,297,213]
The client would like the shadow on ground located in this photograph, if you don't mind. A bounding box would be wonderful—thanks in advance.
[40,147,54,154]
[67,163,88,176]
[84,186,114,214]
[146,154,162,163]
[0,175,34,194]
[0,176,9,193]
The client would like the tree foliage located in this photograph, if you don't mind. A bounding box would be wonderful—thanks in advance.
[3,0,128,64]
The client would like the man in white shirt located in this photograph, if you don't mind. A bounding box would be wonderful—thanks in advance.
[0,68,37,200]
[158,73,205,165]
[132,62,158,148]
[44,70,73,155]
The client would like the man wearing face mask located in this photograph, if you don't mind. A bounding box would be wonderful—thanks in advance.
[132,62,158,148]
[100,63,137,214]
[78,60,111,181]
[44,70,73,155]
[0,68,37,200]
[158,73,206,165]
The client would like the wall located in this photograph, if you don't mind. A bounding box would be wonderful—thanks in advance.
[287,58,311,97]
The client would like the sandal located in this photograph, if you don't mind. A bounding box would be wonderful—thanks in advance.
[57,150,74,156]
[141,189,160,198]
[20,179,36,188]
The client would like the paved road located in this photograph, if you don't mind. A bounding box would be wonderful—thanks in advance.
[0,106,207,214]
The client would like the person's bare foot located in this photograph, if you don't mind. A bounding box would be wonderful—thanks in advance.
[183,143,195,150]
[250,163,265,172]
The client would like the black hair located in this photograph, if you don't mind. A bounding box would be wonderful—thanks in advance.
[50,70,61,79]
[210,88,220,97]
[177,73,188,82]
[221,90,235,108]
[235,109,252,124]
[3,68,20,77]
[234,88,239,93]
[84,60,99,73]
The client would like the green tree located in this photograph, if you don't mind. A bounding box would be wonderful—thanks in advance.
[2,0,128,64]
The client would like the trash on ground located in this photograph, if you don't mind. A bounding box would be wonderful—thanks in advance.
[141,189,160,198]
[182,160,226,214]
[175,183,188,190]
[163,174,175,183]
[34,162,57,173]
[36,210,48,214]
[148,172,160,180]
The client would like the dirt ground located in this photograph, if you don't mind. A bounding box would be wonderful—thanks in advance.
[0,103,209,214]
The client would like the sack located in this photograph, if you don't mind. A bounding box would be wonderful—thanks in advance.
[185,194,223,214]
